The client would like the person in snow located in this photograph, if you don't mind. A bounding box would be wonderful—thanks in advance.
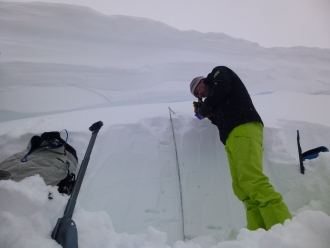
[190,66,291,231]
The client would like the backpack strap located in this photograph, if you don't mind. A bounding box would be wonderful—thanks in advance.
[41,130,78,162]
[21,130,69,163]
[21,136,48,162]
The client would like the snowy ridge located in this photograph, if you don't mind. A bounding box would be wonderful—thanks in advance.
[1,2,330,109]
[1,2,330,247]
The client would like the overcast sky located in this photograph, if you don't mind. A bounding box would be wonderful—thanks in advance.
[7,0,330,48]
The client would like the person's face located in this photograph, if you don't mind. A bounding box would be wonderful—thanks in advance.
[194,79,209,98]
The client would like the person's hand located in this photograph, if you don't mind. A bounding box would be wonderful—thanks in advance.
[193,101,199,113]
[193,98,203,113]
[193,99,211,119]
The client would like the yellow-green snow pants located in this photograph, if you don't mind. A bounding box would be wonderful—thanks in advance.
[225,122,291,230]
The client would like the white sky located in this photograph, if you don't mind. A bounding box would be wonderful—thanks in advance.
[5,0,330,48]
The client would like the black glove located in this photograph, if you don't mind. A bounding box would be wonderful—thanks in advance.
[198,109,212,119]
[197,99,213,118]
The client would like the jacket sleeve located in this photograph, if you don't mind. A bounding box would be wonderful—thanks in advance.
[198,66,232,117]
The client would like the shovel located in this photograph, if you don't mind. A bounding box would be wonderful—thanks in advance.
[51,121,103,248]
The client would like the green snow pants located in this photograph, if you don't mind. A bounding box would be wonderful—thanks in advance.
[225,122,291,231]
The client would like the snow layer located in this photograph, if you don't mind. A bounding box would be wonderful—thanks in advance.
[1,2,330,247]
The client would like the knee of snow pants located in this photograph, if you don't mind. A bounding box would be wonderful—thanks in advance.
[225,122,291,230]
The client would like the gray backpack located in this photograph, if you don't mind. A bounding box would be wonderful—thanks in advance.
[0,131,78,193]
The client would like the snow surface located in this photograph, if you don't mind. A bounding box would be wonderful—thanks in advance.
[1,2,330,247]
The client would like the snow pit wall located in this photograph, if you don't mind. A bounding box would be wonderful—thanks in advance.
[1,114,330,245]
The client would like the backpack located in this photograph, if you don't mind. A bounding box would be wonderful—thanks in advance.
[0,130,78,194]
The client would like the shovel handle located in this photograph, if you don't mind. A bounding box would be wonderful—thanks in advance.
[89,121,103,133]
[63,121,103,218]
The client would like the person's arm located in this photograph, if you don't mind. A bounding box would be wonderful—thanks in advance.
[198,66,232,118]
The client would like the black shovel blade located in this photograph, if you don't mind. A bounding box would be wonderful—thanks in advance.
[52,217,78,248]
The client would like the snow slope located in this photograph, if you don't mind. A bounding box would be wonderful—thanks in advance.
[1,2,330,247]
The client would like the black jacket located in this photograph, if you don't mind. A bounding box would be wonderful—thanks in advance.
[199,66,263,144]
